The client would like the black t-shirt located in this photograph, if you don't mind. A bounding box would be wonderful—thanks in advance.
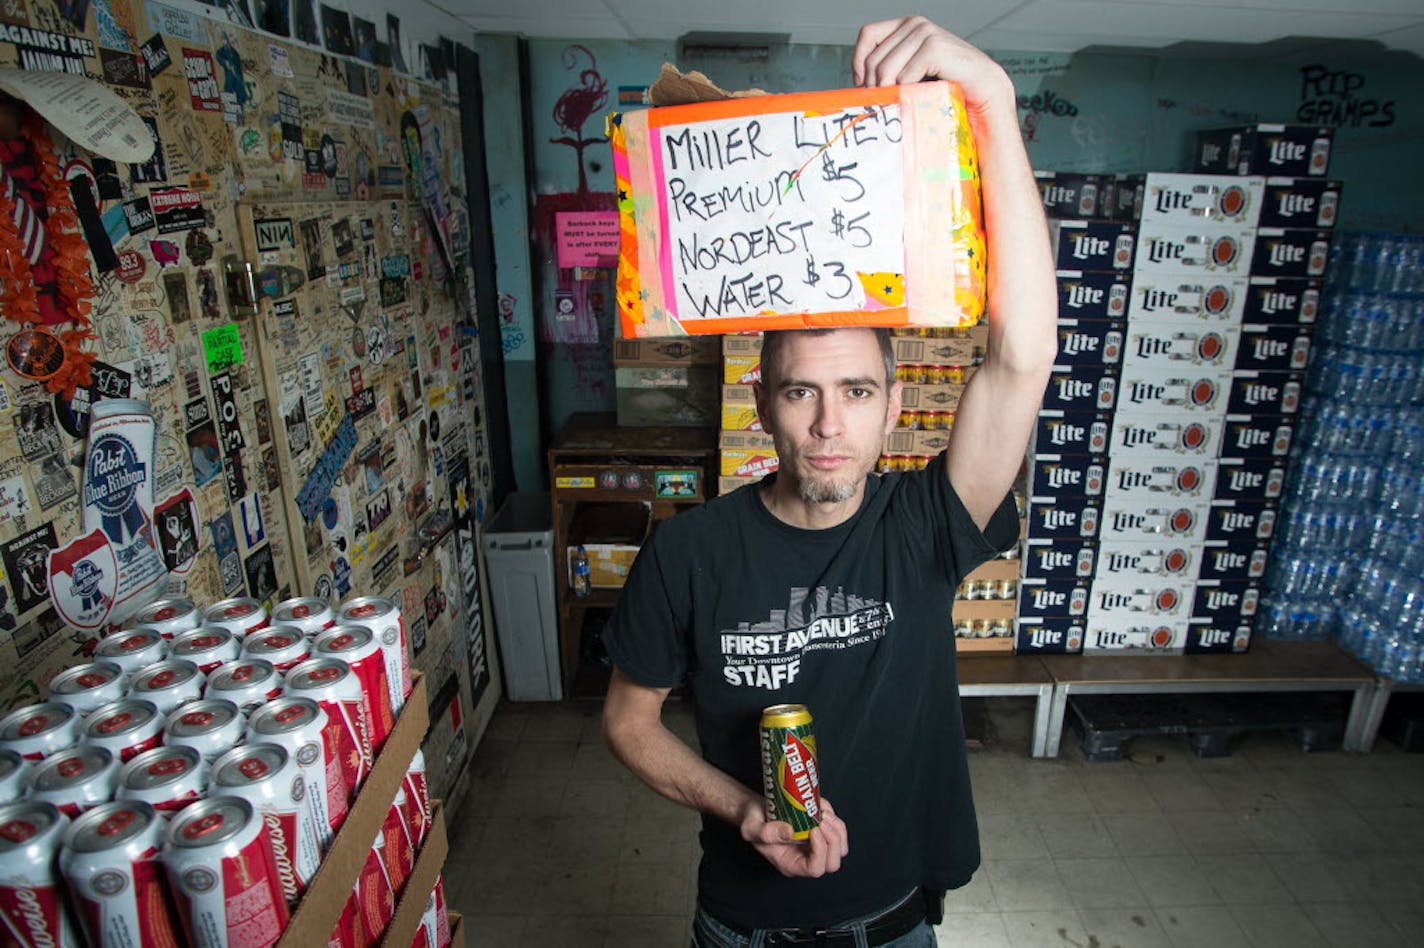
[605,452,1019,930]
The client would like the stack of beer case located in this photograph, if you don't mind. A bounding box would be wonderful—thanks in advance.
[1019,135,1340,656]
[612,337,721,428]
[718,334,775,495]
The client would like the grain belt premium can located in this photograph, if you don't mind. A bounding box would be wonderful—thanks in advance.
[271,597,336,637]
[246,697,349,847]
[132,599,201,639]
[0,702,81,761]
[209,743,321,906]
[164,700,246,763]
[48,661,129,715]
[118,745,208,813]
[163,796,290,948]
[313,625,393,755]
[95,629,168,680]
[205,659,284,713]
[201,598,268,641]
[0,750,28,805]
[127,660,207,716]
[170,628,242,674]
[337,596,411,711]
[282,659,369,791]
[59,800,184,948]
[82,698,165,762]
[759,704,822,841]
[241,626,312,672]
[27,746,121,818]
[0,801,79,948]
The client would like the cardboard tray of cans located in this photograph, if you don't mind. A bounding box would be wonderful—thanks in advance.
[449,913,466,948]
[378,802,449,948]
[276,673,432,948]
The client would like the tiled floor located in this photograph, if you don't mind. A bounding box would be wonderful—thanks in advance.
[445,697,1424,947]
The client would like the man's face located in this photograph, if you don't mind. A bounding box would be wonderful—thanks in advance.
[756,329,901,504]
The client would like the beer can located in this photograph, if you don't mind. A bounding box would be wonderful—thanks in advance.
[402,748,430,846]
[998,580,1018,600]
[758,704,822,841]
[163,796,290,948]
[209,743,321,906]
[337,596,411,710]
[313,626,393,756]
[205,659,284,713]
[283,658,369,792]
[48,661,128,716]
[378,790,413,891]
[0,750,28,805]
[171,628,242,674]
[415,877,452,948]
[117,745,208,813]
[242,626,312,672]
[0,801,79,948]
[355,838,395,945]
[327,885,361,948]
[201,598,268,640]
[271,598,336,636]
[127,660,206,716]
[94,629,168,680]
[59,800,184,948]
[26,746,120,818]
[164,700,246,763]
[132,599,201,639]
[81,699,164,763]
[0,702,82,761]
[246,697,350,847]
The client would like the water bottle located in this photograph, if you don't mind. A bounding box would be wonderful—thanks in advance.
[572,545,592,598]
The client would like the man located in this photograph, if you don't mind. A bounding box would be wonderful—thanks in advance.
[603,15,1057,947]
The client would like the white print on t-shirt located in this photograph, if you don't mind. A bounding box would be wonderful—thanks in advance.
[719,586,895,689]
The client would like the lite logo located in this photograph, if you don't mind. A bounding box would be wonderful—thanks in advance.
[1138,288,1179,312]
[1268,139,1307,164]
[1197,627,1233,647]
[1267,242,1306,266]
[1070,235,1111,260]
[1060,332,1100,356]
[1064,284,1103,308]
[1048,422,1085,446]
[1239,383,1281,407]
[1250,338,1290,361]
[1276,193,1316,218]
[1257,290,1299,315]
[1154,188,1194,213]
[1026,627,1064,649]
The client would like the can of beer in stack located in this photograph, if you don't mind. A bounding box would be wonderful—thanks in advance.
[132,599,201,639]
[313,625,393,755]
[59,800,184,948]
[26,746,120,818]
[247,697,347,848]
[164,699,246,763]
[242,626,312,672]
[402,748,430,845]
[95,628,168,680]
[118,745,208,813]
[413,877,452,948]
[337,596,411,711]
[163,796,290,948]
[283,658,369,791]
[201,598,268,640]
[355,837,395,945]
[0,702,81,760]
[205,659,284,713]
[209,743,321,906]
[272,597,336,637]
[0,801,79,948]
[759,704,822,841]
[82,698,165,762]
[48,661,128,715]
[171,627,242,674]
[127,659,206,715]
[329,885,362,948]
[0,750,27,805]
[378,789,414,891]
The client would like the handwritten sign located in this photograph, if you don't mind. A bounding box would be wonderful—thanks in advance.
[202,324,243,372]
[555,211,620,268]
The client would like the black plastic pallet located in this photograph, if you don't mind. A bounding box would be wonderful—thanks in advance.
[1380,692,1424,753]
[1066,691,1349,762]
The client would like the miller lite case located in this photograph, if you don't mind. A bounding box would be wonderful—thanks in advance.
[1017,579,1091,619]
[1219,415,1294,459]
[1049,220,1137,272]
[1192,580,1262,625]
[1243,278,1321,325]
[1082,617,1187,654]
[1030,456,1107,498]
[1114,371,1232,415]
[1033,411,1112,456]
[1206,501,1277,543]
[1110,417,1224,457]
[1139,173,1264,227]
[1235,326,1312,373]
[1098,498,1210,543]
[1226,372,1302,415]
[1185,620,1252,654]
[1252,228,1332,279]
[1134,224,1257,276]
[1214,457,1286,501]
[1121,326,1240,371]
[1053,319,1125,369]
[1094,544,1199,581]
[1258,178,1342,230]
[1103,459,1217,503]
[1042,366,1119,413]
[1026,498,1100,540]
[1193,124,1332,177]
[1022,539,1098,580]
[1037,172,1103,219]
[1057,270,1132,320]
[1016,616,1084,655]
[1128,275,1248,325]
[1198,541,1270,582]
[1089,578,1193,619]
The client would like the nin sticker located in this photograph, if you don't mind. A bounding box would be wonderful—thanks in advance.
[6,328,65,380]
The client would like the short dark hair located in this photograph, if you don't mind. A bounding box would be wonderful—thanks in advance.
[758,328,896,389]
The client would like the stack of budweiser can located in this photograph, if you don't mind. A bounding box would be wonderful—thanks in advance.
[0,594,437,948]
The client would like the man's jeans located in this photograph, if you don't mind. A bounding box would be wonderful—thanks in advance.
[690,902,937,948]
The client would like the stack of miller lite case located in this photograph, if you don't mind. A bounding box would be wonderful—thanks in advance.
[1021,124,1339,656]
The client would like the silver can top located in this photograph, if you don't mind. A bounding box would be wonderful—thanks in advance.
[31,746,115,790]
[206,658,279,693]
[120,745,203,791]
[171,627,236,657]
[168,796,252,849]
[338,596,396,623]
[95,629,165,660]
[273,598,333,624]
[129,660,203,692]
[64,799,159,852]
[0,748,21,779]
[248,697,321,737]
[203,598,264,623]
[284,658,354,692]
[212,743,288,788]
[0,801,66,851]
[83,699,161,739]
[165,700,242,738]
[0,702,77,741]
[314,624,374,654]
[49,661,125,695]
[133,599,198,627]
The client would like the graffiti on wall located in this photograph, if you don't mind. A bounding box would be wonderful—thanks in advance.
[1297,65,1396,128]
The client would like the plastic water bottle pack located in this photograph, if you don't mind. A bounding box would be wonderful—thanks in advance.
[1329,233,1424,296]
[1317,292,1424,352]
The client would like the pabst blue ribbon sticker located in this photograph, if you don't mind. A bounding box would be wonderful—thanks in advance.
[46,528,119,631]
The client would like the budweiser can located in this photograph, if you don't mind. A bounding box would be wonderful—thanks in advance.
[95,629,168,680]
[163,796,290,948]
[201,598,268,640]
[0,801,79,948]
[402,748,430,845]
[0,702,81,761]
[283,659,370,790]
[413,877,451,948]
[170,627,243,674]
[337,597,411,711]
[313,626,393,755]
[164,700,246,763]
[127,660,206,716]
[355,838,394,945]
[246,697,349,847]
[118,746,208,813]
[759,704,822,841]
[0,751,27,805]
[48,661,128,716]
[26,746,120,818]
[205,660,284,713]
[379,788,414,890]
[81,699,164,762]
[326,885,361,948]
[59,800,184,948]
[132,599,201,639]
[272,598,336,637]
[241,626,312,672]
[209,744,321,906]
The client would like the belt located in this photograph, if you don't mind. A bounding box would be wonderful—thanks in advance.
[726,889,925,947]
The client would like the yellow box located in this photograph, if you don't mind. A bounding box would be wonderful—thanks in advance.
[723,333,764,355]
[884,428,952,457]
[721,404,762,431]
[723,354,762,384]
[722,384,757,405]
[721,447,779,478]
[568,545,641,588]
[719,430,776,452]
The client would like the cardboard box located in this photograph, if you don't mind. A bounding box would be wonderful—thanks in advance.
[723,333,763,355]
[615,366,719,427]
[1099,498,1210,543]
[721,447,779,478]
[1081,619,1188,654]
[1032,411,1112,456]
[1090,578,1195,619]
[1120,325,1240,373]
[1185,620,1252,654]
[1218,415,1294,459]
[1017,579,1091,619]
[567,504,650,588]
[1037,171,1105,219]
[1042,366,1119,413]
[1127,274,1249,325]
[1048,220,1136,272]
[883,428,951,457]
[1140,173,1265,227]
[1134,224,1257,276]
[1057,269,1132,320]
[1053,319,1125,369]
[892,329,986,366]
[719,430,776,452]
[1103,458,1217,503]
[898,383,965,411]
[1235,326,1311,373]
[952,599,1016,621]
[1259,178,1342,230]
[723,354,762,384]
[1094,544,1200,582]
[1115,370,1233,415]
[1029,455,1107,498]
[718,475,761,495]
[568,545,642,588]
[1022,539,1098,580]
[1015,615,1085,654]
[1109,416,1225,458]
[378,802,449,948]
[1214,457,1285,502]
[720,403,762,432]
[1243,278,1321,325]
[613,337,721,365]
[1194,124,1332,177]
[962,557,1022,584]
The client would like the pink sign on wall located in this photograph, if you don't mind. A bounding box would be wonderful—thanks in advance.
[554,211,620,268]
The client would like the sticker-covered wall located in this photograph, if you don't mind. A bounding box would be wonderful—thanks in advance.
[0,0,500,803]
